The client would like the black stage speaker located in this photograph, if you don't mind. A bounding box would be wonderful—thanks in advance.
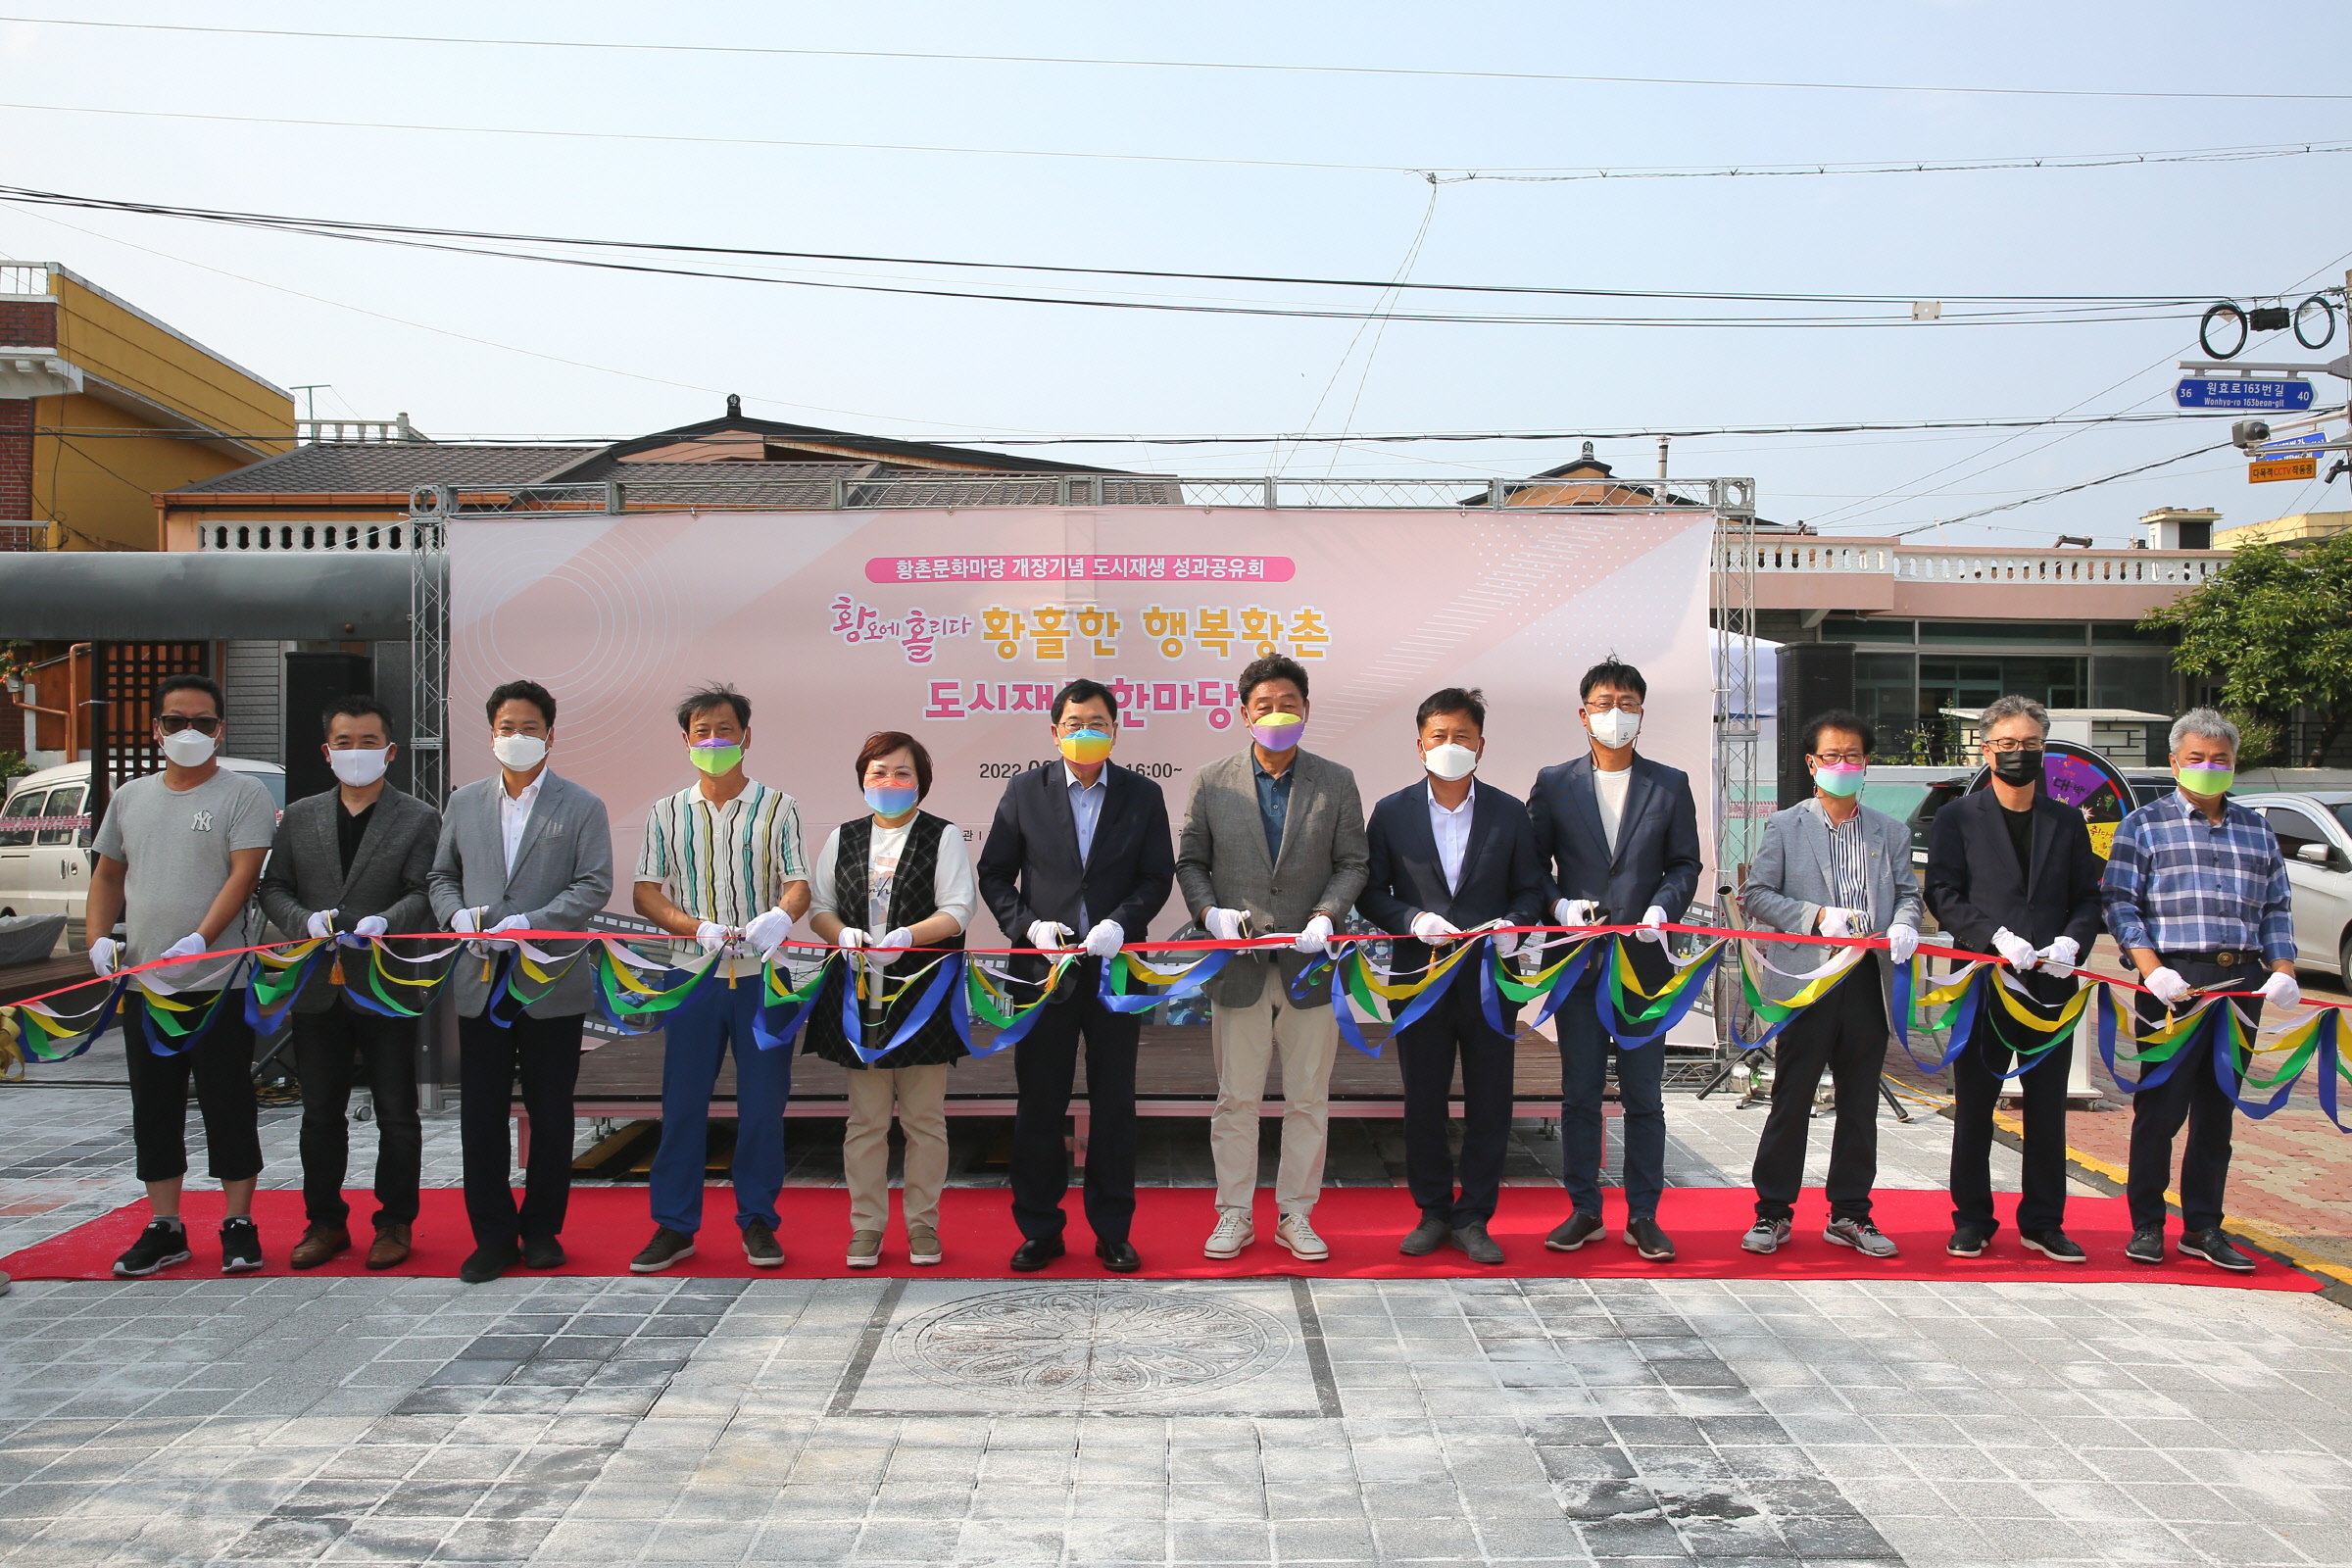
[284,653,374,805]
[1776,642,1855,808]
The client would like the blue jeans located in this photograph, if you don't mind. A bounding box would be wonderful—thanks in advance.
[1556,972,1666,1220]
[650,976,790,1235]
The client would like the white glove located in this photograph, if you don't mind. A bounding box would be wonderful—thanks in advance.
[1633,905,1669,946]
[1992,927,2039,971]
[1203,906,1248,943]
[1026,920,1073,953]
[1554,898,1598,927]
[1293,913,1334,956]
[694,919,731,956]
[451,906,482,934]
[354,915,388,939]
[835,927,870,951]
[2034,935,2080,979]
[88,936,120,976]
[159,932,210,968]
[2262,969,2303,1009]
[1084,919,1125,959]
[486,913,530,952]
[305,909,339,942]
[1817,906,1855,939]
[2145,966,2193,1005]
[743,907,793,956]
[1887,923,1919,965]
[1491,927,1524,959]
[1411,911,1462,945]
[871,927,915,956]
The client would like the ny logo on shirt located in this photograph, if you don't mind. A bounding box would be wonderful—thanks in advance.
[191,810,215,832]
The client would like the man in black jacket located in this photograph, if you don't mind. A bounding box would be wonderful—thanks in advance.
[977,678,1176,1273]
[1526,659,1704,1263]
[257,695,442,1272]
[1924,694,2106,1262]
[1358,687,1547,1264]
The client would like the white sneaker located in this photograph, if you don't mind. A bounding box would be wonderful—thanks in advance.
[1276,1213,1329,1262]
[1203,1208,1254,1259]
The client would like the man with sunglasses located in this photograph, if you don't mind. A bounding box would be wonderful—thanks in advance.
[1924,695,2105,1263]
[87,673,278,1278]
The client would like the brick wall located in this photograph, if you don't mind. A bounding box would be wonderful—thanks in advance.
[0,299,56,347]
[0,397,30,525]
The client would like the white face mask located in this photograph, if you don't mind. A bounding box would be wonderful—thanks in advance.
[160,728,218,766]
[1422,742,1479,782]
[1587,709,1641,750]
[492,733,548,771]
[329,748,391,787]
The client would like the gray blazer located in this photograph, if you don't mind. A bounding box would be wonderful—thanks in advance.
[1174,748,1369,1008]
[258,786,442,1013]
[1739,799,1924,1016]
[427,771,614,1019]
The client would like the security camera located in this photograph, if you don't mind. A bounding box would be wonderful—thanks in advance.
[2232,418,2273,451]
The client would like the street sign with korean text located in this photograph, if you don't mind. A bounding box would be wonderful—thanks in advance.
[2177,377,2316,411]
[2255,430,2329,456]
[2249,456,2320,483]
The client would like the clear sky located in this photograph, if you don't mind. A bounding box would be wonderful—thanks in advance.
[4,1,2347,545]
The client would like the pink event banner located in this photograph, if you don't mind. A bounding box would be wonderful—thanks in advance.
[448,508,1717,938]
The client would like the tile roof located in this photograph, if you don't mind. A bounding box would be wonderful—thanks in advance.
[167,443,594,494]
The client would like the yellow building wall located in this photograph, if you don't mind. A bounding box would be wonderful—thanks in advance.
[2216,511,2352,550]
[30,269,294,551]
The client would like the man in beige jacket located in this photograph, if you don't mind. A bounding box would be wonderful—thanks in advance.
[1176,655,1369,1262]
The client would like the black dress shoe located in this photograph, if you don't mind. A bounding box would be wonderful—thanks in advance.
[1946,1224,1993,1258]
[1096,1240,1141,1273]
[459,1244,517,1285]
[1009,1237,1065,1272]
[1447,1219,1504,1265]
[1398,1214,1452,1256]
[521,1235,565,1270]
[1544,1212,1604,1252]
[2124,1225,2166,1265]
[2020,1229,2086,1263]
[2179,1227,2257,1273]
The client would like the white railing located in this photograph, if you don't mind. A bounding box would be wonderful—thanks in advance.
[1717,538,2228,586]
[1727,540,1895,573]
[197,521,413,553]
[299,415,425,444]
[0,263,52,299]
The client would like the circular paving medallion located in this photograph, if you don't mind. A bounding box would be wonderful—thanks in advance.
[891,1284,1289,1404]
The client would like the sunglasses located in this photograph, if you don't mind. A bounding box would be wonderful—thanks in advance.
[156,714,221,736]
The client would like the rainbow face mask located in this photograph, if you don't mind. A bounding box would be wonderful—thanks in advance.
[1058,727,1113,765]
[1250,712,1304,752]
[864,784,919,817]
[689,739,743,775]
[2177,763,2234,798]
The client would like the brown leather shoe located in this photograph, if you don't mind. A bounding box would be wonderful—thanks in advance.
[366,1223,413,1272]
[289,1224,351,1270]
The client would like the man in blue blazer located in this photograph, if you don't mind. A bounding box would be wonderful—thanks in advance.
[1358,687,1547,1264]
[1526,660,1703,1263]
[976,678,1176,1274]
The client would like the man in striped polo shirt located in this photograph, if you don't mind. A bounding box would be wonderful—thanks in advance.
[628,684,810,1271]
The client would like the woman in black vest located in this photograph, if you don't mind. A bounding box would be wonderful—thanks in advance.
[806,732,975,1268]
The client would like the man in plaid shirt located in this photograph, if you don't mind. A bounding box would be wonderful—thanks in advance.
[2100,708,2297,1274]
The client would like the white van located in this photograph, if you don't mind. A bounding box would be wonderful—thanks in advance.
[0,758,286,923]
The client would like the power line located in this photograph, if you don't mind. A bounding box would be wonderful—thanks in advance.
[1890,442,2233,533]
[2,100,2343,186]
[6,15,2349,103]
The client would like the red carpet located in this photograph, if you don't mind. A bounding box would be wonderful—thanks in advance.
[0,1186,2318,1289]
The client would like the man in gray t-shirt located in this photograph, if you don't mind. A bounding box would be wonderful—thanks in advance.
[84,673,278,1279]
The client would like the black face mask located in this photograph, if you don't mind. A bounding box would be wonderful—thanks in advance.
[1991,749,2044,789]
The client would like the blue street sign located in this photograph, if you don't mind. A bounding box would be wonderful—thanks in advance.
[2176,377,2316,411]
[2256,430,2328,456]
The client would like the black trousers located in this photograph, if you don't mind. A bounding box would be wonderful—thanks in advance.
[459,1010,583,1250]
[1947,987,2072,1236]
[1010,962,1141,1246]
[1394,975,1516,1228]
[292,1004,422,1230]
[123,993,262,1184]
[1752,962,1885,1222]
[2129,955,2259,1234]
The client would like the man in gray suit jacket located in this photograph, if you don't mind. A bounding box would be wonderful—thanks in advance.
[259,696,441,1273]
[428,679,614,1284]
[1176,656,1369,1264]
[1737,709,1922,1259]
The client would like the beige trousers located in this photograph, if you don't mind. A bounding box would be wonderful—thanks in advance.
[842,1062,952,1233]
[1209,992,1339,1216]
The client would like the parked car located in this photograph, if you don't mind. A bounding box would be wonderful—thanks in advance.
[2230,791,2352,977]
[0,759,285,924]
